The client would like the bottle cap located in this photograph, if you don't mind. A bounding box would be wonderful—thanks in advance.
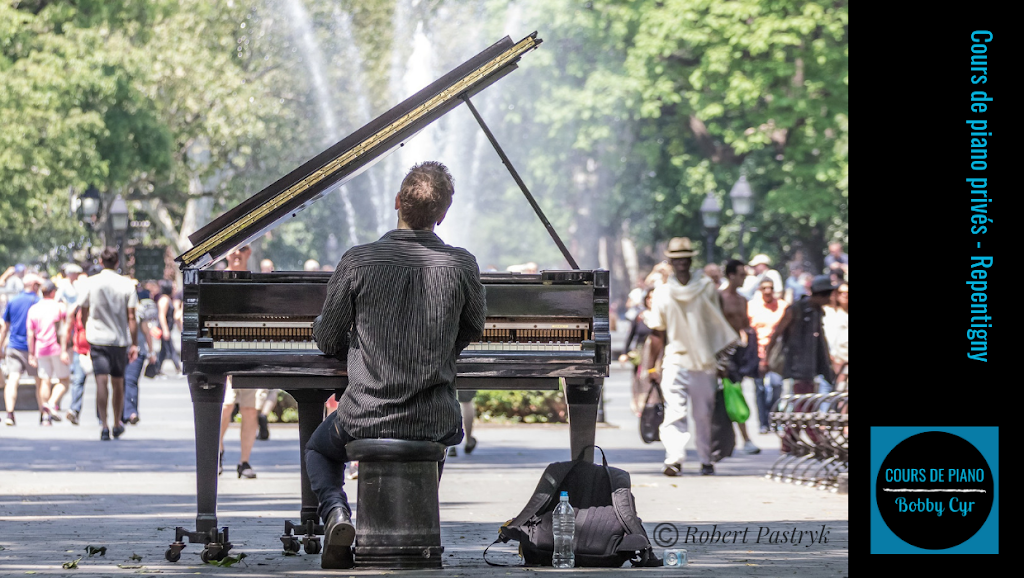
[560,491,568,498]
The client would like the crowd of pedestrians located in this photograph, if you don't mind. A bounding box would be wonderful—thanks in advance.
[1,251,184,437]
[620,241,849,475]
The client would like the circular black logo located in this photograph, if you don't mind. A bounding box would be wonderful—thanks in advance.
[876,431,993,549]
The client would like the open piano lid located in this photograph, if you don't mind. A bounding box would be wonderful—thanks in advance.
[176,32,541,270]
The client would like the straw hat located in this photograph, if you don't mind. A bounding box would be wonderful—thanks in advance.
[663,237,698,258]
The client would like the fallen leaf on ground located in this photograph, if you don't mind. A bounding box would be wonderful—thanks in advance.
[63,558,82,569]
[85,545,106,557]
[209,552,247,567]
[118,564,144,569]
[130,553,143,561]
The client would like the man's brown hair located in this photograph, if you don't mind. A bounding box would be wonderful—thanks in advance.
[100,247,119,269]
[397,161,454,230]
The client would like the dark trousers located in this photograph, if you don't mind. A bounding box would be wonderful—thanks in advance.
[122,354,144,421]
[157,337,181,373]
[305,411,448,523]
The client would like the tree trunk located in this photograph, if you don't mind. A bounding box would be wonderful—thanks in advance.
[806,225,828,274]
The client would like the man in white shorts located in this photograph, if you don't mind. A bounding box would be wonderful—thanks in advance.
[219,380,260,478]
[217,245,260,479]
[27,280,72,425]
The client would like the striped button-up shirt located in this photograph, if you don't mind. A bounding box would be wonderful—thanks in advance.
[312,229,486,444]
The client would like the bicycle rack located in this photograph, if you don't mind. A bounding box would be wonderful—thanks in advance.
[767,392,848,491]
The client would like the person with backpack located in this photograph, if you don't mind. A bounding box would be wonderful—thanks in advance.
[766,275,837,452]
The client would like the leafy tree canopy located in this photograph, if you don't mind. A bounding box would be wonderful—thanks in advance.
[1,0,847,280]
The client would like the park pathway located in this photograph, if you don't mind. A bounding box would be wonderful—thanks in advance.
[0,365,847,576]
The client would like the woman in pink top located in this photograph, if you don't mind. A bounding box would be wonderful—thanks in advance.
[27,280,70,425]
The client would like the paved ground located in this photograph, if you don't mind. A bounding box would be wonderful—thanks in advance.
[0,363,848,576]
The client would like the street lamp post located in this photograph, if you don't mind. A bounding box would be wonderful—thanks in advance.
[79,186,101,222]
[110,195,129,273]
[700,192,722,265]
[729,175,753,262]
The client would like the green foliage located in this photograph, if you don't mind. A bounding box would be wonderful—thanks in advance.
[474,387,567,423]
[280,407,299,423]
[1,0,847,273]
[509,0,848,270]
[622,0,849,265]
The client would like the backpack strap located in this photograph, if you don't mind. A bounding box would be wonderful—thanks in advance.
[611,488,649,539]
[575,444,616,494]
[574,444,609,467]
[610,486,662,567]
[483,537,513,566]
[505,461,579,530]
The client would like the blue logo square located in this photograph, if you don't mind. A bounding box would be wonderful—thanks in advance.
[871,426,998,554]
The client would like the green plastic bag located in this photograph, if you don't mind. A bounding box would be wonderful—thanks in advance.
[722,378,749,423]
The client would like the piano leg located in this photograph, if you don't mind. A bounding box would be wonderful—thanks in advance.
[292,389,335,524]
[564,378,603,463]
[167,375,232,563]
[279,388,335,556]
[190,376,226,534]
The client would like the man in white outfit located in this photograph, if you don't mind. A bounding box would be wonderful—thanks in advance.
[646,237,738,476]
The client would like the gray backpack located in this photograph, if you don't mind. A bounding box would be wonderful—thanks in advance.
[485,446,661,568]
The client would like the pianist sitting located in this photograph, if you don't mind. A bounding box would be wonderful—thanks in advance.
[306,161,487,569]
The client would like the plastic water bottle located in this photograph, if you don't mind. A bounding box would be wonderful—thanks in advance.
[552,491,575,568]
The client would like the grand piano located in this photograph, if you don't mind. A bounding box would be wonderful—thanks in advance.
[167,32,610,563]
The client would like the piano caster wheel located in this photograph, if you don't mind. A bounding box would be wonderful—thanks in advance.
[201,545,229,564]
[282,537,301,554]
[304,537,322,555]
[165,544,184,563]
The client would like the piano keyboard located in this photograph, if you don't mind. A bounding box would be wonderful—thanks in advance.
[210,341,582,352]
[212,341,320,350]
[205,317,589,353]
[463,342,582,352]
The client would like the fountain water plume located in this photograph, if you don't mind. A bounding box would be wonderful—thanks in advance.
[273,0,536,260]
[283,0,359,247]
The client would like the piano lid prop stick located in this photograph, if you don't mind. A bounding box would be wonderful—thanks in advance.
[460,94,580,270]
